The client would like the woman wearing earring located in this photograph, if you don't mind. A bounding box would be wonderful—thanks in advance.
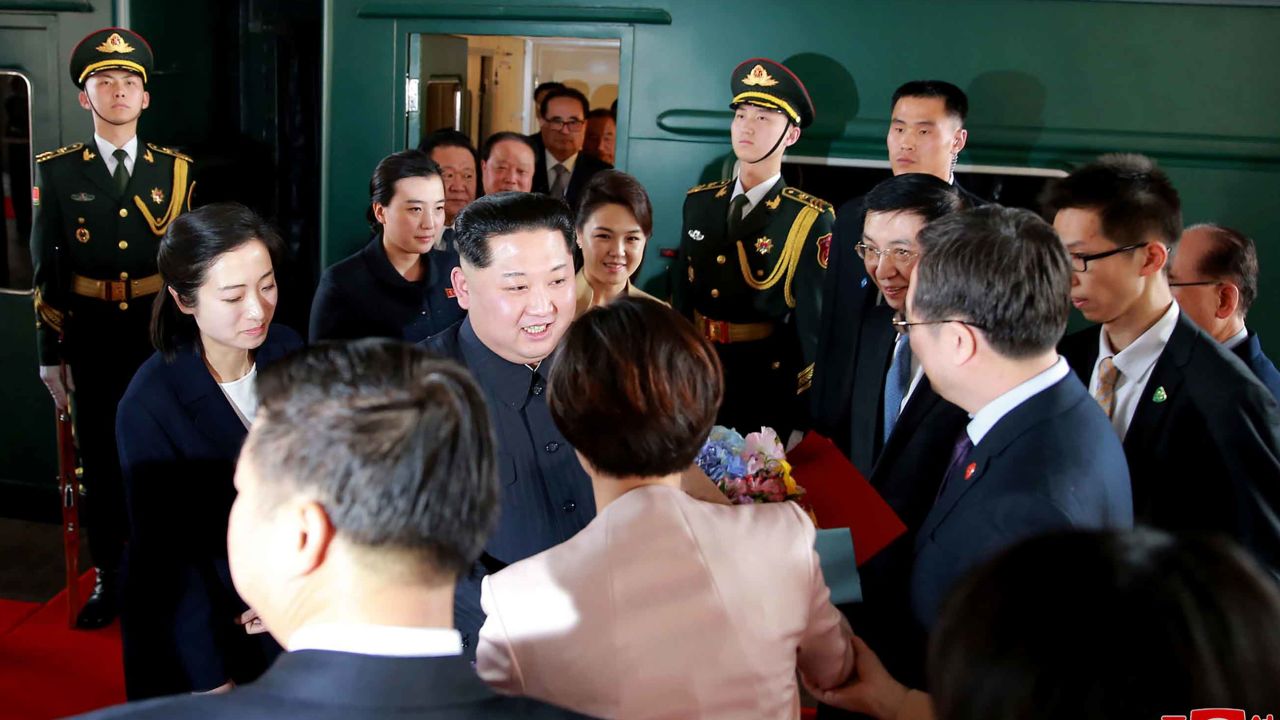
[116,203,301,699]
[309,150,464,342]
[573,170,664,317]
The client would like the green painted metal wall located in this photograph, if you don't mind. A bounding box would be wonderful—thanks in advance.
[322,0,1280,339]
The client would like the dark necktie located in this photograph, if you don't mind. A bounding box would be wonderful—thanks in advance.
[727,193,750,237]
[935,429,975,504]
[550,163,569,198]
[112,148,130,195]
[882,334,912,444]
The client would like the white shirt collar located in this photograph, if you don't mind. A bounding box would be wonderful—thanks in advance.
[94,134,138,175]
[1223,326,1250,351]
[287,623,463,658]
[966,357,1071,446]
[545,148,577,175]
[730,172,782,215]
[1098,301,1180,380]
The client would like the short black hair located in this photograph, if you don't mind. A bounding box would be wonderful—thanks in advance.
[863,173,964,223]
[931,529,1280,720]
[1040,153,1182,248]
[891,80,969,124]
[246,340,499,580]
[533,80,565,100]
[550,297,723,478]
[480,131,535,162]
[1188,223,1259,316]
[453,192,575,269]
[912,205,1071,358]
[366,149,441,232]
[418,128,480,174]
[586,108,614,121]
[540,86,589,121]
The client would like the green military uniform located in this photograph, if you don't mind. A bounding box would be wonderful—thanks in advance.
[671,59,834,437]
[30,28,194,624]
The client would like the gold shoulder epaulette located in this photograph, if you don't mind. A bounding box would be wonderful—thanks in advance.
[687,179,731,195]
[781,186,832,212]
[146,143,194,164]
[36,143,85,164]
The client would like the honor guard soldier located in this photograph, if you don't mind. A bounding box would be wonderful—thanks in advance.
[31,27,195,628]
[671,58,833,438]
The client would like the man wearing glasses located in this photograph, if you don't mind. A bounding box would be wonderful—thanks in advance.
[1169,223,1280,400]
[529,86,611,208]
[902,205,1132,631]
[1053,154,1280,580]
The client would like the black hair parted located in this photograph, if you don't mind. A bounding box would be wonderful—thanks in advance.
[453,192,576,269]
[863,173,964,223]
[539,86,590,121]
[891,80,969,124]
[366,149,442,232]
[912,205,1072,358]
[246,339,499,578]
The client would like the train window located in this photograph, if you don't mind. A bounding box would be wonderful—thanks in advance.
[779,155,1067,214]
[0,71,33,293]
[407,33,619,162]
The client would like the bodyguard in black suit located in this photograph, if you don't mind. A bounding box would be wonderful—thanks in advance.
[901,207,1133,630]
[1168,223,1280,401]
[423,193,594,651]
[79,340,588,719]
[528,86,612,209]
[1048,155,1280,580]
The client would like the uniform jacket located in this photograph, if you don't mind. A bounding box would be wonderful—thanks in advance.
[1234,329,1280,402]
[528,133,612,209]
[309,235,464,343]
[477,485,854,720]
[72,650,592,720]
[115,325,301,697]
[910,373,1134,629]
[31,139,195,364]
[1061,314,1280,578]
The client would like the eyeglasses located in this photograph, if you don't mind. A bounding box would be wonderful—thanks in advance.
[543,118,584,132]
[1168,279,1221,288]
[1069,242,1147,272]
[891,318,988,332]
[440,169,476,184]
[855,242,919,264]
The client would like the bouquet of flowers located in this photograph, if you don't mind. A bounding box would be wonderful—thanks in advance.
[694,426,804,504]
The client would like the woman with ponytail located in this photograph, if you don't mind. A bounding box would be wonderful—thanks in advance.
[116,202,301,699]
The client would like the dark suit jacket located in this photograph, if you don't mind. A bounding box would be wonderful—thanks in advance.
[115,326,302,698]
[72,650,592,719]
[1061,314,1280,578]
[1234,329,1280,402]
[910,373,1134,629]
[527,133,612,209]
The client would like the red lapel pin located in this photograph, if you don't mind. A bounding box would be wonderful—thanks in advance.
[445,288,456,299]
[964,462,977,480]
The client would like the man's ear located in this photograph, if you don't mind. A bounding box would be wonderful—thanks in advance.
[1139,240,1170,277]
[451,265,471,310]
[141,90,150,111]
[784,124,803,148]
[77,90,91,111]
[952,127,969,155]
[951,322,979,367]
[288,499,334,578]
[1218,282,1241,320]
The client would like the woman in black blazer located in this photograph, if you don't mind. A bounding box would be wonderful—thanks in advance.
[309,149,465,343]
[116,203,302,699]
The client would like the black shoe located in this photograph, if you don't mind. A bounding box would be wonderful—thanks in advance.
[75,568,118,629]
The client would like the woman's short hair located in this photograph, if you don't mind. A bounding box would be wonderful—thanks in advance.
[929,529,1280,720]
[151,202,284,358]
[574,170,653,238]
[549,296,723,478]
[366,149,441,232]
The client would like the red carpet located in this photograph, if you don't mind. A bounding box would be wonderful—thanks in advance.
[0,573,125,719]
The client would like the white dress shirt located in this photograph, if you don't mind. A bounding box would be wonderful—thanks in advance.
[288,623,463,657]
[1224,326,1250,351]
[544,149,577,187]
[967,357,1071,446]
[729,171,782,220]
[1089,302,1180,440]
[95,133,138,176]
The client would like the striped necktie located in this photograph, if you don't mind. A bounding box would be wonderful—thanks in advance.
[1094,356,1119,418]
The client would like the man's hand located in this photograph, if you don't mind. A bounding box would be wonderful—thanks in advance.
[39,364,74,413]
[193,681,234,695]
[804,634,915,719]
[235,608,267,635]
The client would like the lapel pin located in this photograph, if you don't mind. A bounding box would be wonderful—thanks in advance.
[765,195,781,211]
[754,237,774,255]
[964,462,977,480]
[151,188,165,205]
[688,229,704,242]
[860,277,868,288]
[1152,386,1168,404]
[445,288,456,299]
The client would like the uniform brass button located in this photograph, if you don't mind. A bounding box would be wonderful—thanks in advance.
[119,208,128,218]
[118,241,128,250]
[119,272,129,280]
[771,361,781,370]
[710,288,720,298]
[118,302,129,311]
[715,255,726,264]
[756,270,765,278]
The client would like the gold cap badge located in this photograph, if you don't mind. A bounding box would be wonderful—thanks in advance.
[96,33,136,54]
[742,64,779,87]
